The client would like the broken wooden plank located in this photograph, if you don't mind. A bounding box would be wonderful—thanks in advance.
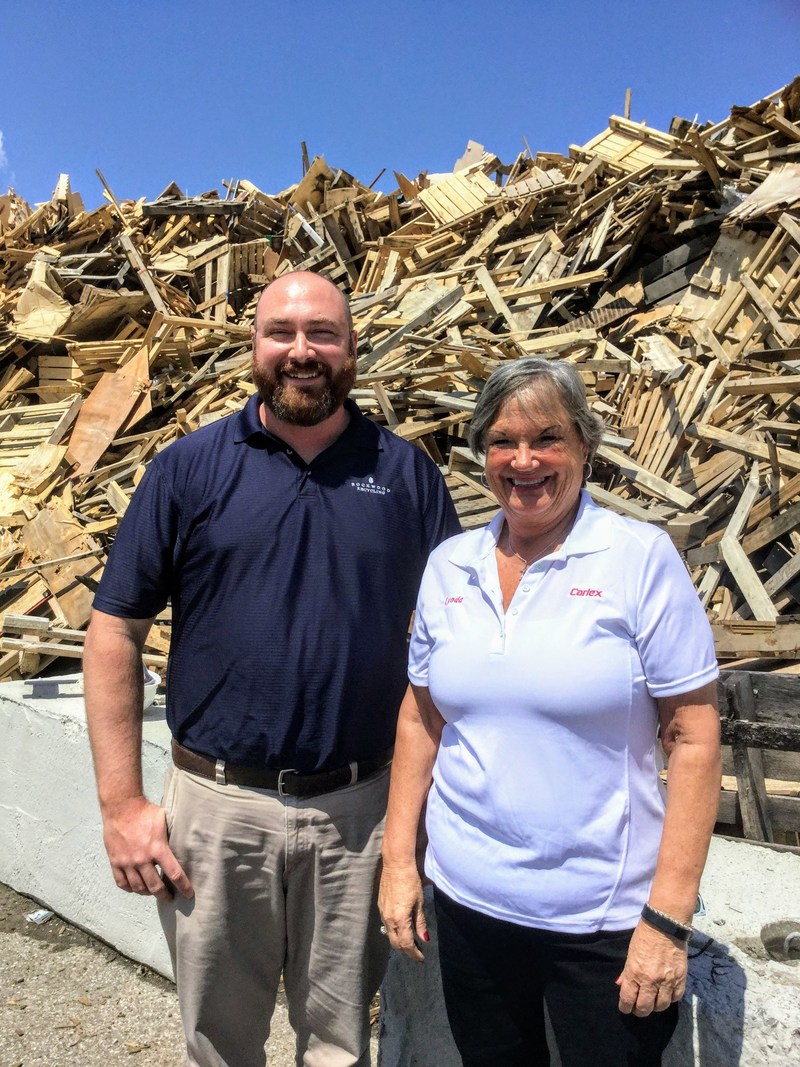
[686,423,800,474]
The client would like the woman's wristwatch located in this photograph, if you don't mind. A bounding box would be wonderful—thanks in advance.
[641,902,693,942]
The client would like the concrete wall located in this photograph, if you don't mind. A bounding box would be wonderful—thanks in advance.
[2,678,799,1065]
[0,676,173,977]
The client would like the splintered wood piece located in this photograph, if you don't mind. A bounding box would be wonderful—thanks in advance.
[727,674,775,842]
[585,484,659,522]
[19,505,102,628]
[721,536,778,621]
[0,635,86,660]
[12,443,67,494]
[739,275,797,347]
[358,285,465,371]
[725,461,761,542]
[764,549,800,599]
[596,444,696,509]
[742,500,800,556]
[713,620,800,659]
[116,345,153,436]
[687,423,800,474]
[2,614,87,640]
[117,232,170,315]
[451,211,517,269]
[66,364,150,476]
[372,382,399,427]
[392,411,472,441]
[725,373,800,395]
[473,265,523,333]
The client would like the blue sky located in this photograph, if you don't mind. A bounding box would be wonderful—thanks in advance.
[2,0,799,209]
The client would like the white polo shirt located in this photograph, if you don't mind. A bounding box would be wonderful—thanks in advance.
[409,491,718,933]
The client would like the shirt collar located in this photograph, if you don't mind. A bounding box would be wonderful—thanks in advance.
[448,489,612,572]
[232,392,268,444]
[563,491,615,555]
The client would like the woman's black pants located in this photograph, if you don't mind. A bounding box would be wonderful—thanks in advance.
[434,887,678,1067]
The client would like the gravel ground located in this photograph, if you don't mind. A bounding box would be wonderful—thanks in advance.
[1,882,374,1067]
[1,881,184,1067]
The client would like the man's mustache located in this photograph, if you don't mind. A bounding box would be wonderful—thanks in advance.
[279,361,328,377]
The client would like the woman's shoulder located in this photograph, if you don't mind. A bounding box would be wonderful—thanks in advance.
[429,524,490,562]
[583,495,671,552]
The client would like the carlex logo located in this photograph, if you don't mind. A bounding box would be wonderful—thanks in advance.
[350,476,391,496]
[570,587,603,598]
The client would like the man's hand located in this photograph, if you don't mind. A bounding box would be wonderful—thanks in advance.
[101,795,192,902]
[378,862,429,962]
[616,919,688,1017]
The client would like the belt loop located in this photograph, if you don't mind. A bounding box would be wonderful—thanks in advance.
[348,760,358,785]
[215,759,227,786]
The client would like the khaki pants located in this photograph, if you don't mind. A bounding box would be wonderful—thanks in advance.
[158,765,390,1067]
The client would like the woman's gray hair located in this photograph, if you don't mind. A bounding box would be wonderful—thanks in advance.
[468,357,605,459]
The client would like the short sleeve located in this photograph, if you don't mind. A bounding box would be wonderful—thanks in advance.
[408,562,439,687]
[634,531,719,697]
[92,458,179,619]
[421,468,461,555]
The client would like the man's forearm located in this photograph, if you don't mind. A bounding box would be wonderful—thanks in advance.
[83,610,190,900]
[84,610,152,811]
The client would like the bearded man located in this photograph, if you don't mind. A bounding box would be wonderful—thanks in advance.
[84,272,459,1067]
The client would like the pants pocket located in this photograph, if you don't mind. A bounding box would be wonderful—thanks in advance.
[161,764,179,838]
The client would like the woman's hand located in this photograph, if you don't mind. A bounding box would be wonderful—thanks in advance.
[614,682,718,1017]
[378,861,430,962]
[616,919,688,1016]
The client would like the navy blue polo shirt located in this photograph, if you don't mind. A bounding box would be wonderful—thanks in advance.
[93,394,460,771]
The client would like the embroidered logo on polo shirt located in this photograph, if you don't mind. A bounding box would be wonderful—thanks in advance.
[349,476,391,496]
[570,587,603,598]
[445,596,463,605]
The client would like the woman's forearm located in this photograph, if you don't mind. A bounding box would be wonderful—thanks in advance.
[649,687,721,923]
[617,686,721,1015]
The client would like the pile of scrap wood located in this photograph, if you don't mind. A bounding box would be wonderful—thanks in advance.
[2,78,800,681]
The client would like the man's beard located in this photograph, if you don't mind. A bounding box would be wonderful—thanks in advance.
[253,357,357,426]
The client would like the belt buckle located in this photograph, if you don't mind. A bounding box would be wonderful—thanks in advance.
[277,768,298,797]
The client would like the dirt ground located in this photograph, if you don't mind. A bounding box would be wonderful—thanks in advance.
[0,881,348,1067]
[1,881,184,1067]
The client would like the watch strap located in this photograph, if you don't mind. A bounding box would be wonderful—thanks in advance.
[641,902,693,942]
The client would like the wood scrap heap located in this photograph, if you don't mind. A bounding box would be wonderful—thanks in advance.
[2,78,800,684]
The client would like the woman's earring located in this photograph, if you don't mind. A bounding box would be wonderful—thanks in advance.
[583,460,593,482]
[480,469,489,487]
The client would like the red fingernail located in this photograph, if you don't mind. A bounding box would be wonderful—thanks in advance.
[422,932,430,942]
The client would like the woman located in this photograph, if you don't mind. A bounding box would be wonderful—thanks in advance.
[379,358,721,1066]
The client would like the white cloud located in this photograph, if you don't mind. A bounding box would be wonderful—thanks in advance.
[0,130,7,171]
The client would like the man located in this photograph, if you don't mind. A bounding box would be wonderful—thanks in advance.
[83,271,460,1067]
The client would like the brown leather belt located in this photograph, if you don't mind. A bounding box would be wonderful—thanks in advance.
[171,739,392,798]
